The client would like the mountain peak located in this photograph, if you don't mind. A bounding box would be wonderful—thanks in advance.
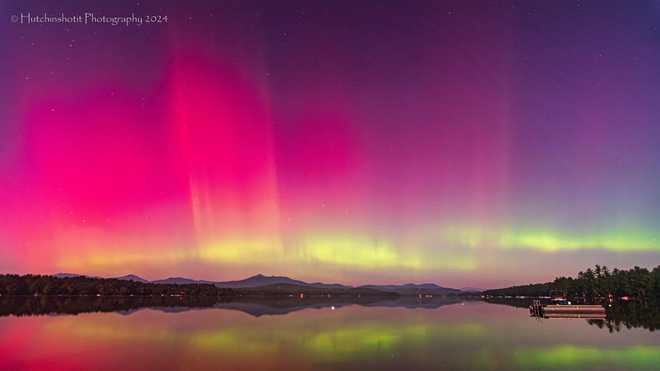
[115,274,149,283]
[122,274,142,278]
[215,273,305,288]
[53,272,83,279]
[47,273,461,295]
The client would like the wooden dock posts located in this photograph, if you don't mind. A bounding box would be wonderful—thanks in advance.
[530,300,544,316]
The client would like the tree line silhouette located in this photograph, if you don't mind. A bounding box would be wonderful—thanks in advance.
[0,274,235,296]
[484,265,660,304]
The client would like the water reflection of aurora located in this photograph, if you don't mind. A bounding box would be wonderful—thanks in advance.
[3,303,650,371]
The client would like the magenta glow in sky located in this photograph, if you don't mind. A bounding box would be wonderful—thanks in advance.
[1,1,660,288]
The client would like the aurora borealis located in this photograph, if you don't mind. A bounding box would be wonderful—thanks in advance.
[1,1,660,288]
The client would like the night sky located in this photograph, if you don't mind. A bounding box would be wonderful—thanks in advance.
[2,1,660,288]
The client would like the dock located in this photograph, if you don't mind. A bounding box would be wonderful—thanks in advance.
[530,300,606,318]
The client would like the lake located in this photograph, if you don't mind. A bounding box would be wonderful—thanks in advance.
[0,300,658,371]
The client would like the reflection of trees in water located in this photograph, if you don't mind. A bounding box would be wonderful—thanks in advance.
[0,296,223,317]
[587,301,659,332]
[0,296,467,318]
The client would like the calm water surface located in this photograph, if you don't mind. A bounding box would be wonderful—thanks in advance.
[0,301,658,371]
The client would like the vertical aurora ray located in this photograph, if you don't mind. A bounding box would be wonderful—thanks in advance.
[166,20,285,273]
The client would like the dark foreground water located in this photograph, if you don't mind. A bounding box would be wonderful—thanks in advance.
[0,299,658,371]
